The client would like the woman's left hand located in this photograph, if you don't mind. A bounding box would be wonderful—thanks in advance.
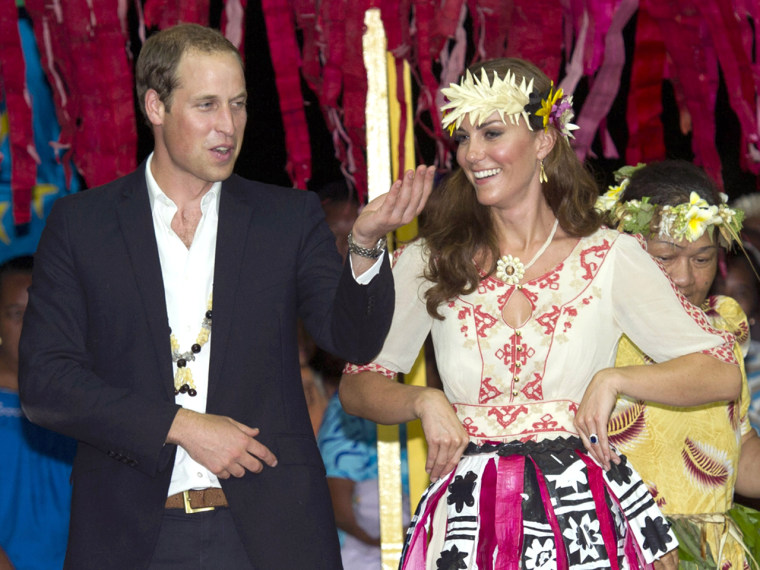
[574,368,622,470]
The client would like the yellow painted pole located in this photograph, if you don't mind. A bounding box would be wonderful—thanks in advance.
[385,52,430,512]
[363,10,404,568]
[364,9,431,568]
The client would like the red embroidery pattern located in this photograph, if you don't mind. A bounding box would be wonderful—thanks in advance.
[521,372,543,401]
[632,233,648,249]
[562,306,578,333]
[494,333,535,383]
[477,278,500,295]
[343,361,396,379]
[536,305,561,335]
[461,417,489,438]
[479,377,503,404]
[391,243,409,266]
[456,304,472,338]
[536,266,562,290]
[531,413,559,431]
[578,240,612,280]
[487,405,529,428]
[473,305,498,338]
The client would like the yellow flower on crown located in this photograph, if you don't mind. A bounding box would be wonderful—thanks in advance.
[535,83,563,131]
[679,192,722,242]
[595,179,629,213]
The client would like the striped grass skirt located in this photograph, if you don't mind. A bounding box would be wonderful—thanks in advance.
[399,437,677,569]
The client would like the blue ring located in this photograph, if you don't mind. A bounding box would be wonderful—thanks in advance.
[589,434,599,445]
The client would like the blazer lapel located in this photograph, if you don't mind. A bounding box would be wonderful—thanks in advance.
[208,177,253,401]
[116,166,175,400]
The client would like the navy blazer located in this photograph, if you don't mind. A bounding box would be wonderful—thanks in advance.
[19,164,394,569]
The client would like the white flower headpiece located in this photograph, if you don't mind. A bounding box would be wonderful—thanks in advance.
[595,166,744,248]
[440,68,579,139]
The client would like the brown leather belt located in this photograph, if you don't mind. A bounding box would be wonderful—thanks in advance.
[165,488,228,513]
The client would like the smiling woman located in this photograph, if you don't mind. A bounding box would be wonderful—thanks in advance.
[338,57,742,570]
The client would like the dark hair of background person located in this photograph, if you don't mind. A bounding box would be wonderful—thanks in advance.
[613,160,723,241]
[0,255,34,286]
[418,58,602,319]
[622,159,722,207]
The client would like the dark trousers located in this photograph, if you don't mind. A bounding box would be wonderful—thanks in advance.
[149,508,255,569]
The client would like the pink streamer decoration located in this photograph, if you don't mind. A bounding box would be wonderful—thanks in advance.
[400,470,457,570]
[572,0,637,161]
[476,459,498,567]
[494,455,525,569]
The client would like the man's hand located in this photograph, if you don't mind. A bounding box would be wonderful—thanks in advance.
[349,165,435,273]
[167,409,278,478]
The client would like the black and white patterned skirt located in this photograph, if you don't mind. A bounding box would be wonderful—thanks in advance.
[399,437,676,569]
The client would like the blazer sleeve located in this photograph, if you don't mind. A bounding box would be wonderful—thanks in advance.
[295,192,394,365]
[18,197,179,477]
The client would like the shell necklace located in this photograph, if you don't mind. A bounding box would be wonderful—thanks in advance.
[170,293,212,397]
[495,219,559,285]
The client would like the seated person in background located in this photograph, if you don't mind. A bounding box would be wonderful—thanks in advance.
[298,319,330,436]
[0,256,76,570]
[598,160,760,569]
[318,391,411,569]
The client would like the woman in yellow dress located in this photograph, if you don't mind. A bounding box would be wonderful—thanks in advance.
[599,160,760,569]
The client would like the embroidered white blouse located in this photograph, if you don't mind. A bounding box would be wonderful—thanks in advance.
[346,228,737,444]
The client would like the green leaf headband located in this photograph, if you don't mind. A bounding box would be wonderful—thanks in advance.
[440,68,579,140]
[595,167,744,248]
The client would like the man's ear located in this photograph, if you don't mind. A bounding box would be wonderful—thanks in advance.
[144,89,165,127]
[536,128,558,161]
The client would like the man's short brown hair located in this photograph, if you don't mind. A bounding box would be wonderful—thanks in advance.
[135,23,243,120]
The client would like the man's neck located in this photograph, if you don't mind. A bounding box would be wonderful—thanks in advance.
[149,156,213,210]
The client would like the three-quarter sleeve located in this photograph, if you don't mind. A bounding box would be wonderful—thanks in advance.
[609,234,737,365]
[344,240,434,377]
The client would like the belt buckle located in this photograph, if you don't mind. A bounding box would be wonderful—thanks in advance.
[183,490,215,514]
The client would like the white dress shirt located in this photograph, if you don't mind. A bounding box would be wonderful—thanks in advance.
[145,154,222,496]
[144,153,383,496]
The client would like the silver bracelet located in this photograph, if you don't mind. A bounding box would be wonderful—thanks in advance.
[347,232,387,258]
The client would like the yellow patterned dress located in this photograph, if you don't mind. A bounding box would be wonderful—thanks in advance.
[610,295,758,569]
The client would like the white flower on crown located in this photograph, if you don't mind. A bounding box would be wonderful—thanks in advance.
[441,68,535,133]
[594,179,629,213]
[679,193,722,242]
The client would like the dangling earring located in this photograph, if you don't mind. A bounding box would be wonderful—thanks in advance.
[539,159,548,183]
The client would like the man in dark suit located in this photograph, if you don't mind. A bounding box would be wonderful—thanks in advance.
[19,23,433,569]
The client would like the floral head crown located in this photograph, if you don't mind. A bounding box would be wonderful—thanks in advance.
[440,68,579,139]
[595,164,744,248]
